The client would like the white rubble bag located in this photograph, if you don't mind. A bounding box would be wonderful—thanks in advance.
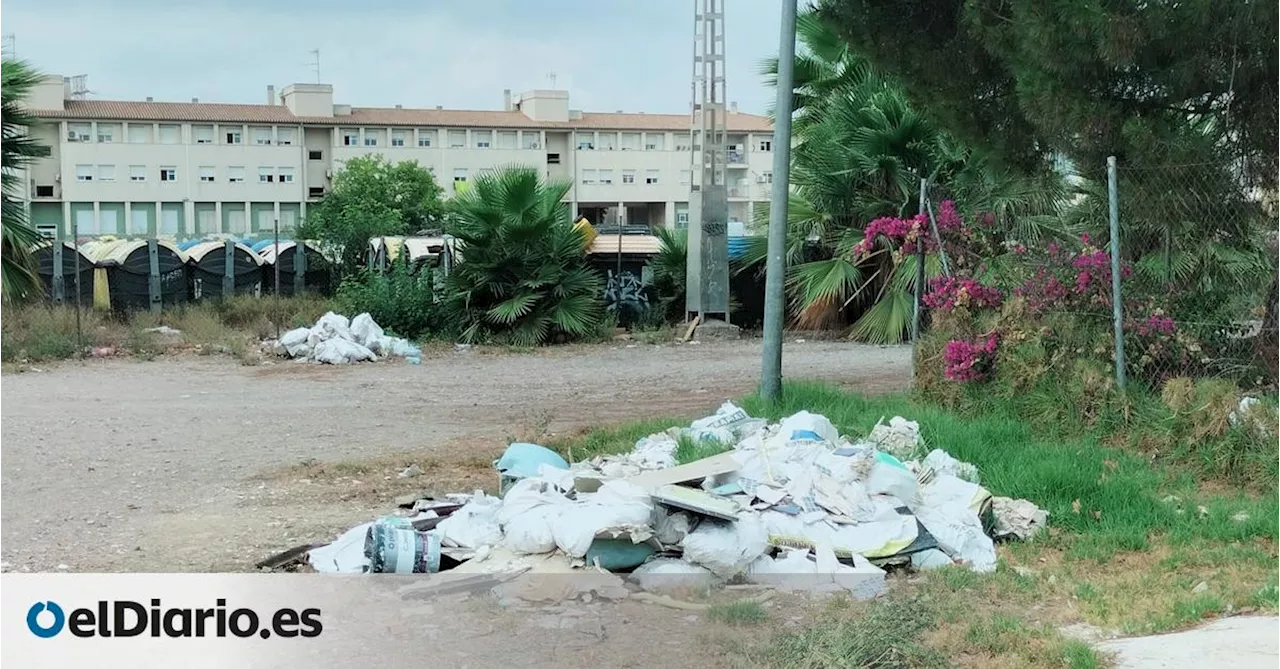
[680,514,769,578]
[922,449,980,484]
[550,480,653,558]
[991,497,1048,540]
[630,558,718,591]
[865,416,922,459]
[348,313,385,350]
[436,492,504,549]
[311,338,376,364]
[776,411,840,443]
[498,478,570,554]
[916,472,996,572]
[279,327,312,358]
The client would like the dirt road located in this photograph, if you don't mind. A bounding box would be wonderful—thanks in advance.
[1,339,909,572]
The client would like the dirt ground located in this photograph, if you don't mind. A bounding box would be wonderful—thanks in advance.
[1,339,909,573]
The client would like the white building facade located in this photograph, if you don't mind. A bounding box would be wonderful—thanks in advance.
[22,77,775,240]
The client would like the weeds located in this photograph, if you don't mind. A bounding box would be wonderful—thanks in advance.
[765,596,946,669]
[706,599,768,626]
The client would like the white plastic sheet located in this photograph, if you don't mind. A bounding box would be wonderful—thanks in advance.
[681,514,768,578]
[550,480,653,558]
[436,492,504,549]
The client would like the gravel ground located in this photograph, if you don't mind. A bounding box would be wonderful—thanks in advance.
[1,339,909,572]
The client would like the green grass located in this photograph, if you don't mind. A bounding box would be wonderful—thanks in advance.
[675,433,733,464]
[764,596,946,669]
[706,599,769,626]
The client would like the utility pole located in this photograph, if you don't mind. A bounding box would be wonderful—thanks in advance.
[760,0,797,403]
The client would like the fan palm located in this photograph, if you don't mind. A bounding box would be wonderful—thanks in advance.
[2,59,50,302]
[443,166,603,345]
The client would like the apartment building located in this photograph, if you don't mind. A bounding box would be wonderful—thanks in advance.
[21,76,775,240]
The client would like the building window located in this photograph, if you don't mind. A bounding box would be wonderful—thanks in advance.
[581,169,597,185]
[522,132,540,149]
[761,170,773,184]
[676,211,690,226]
[676,135,692,152]
[342,129,360,146]
[417,130,433,147]
[36,185,54,197]
[363,132,378,147]
[309,186,326,198]
[448,130,466,148]
[199,166,216,182]
[453,168,468,183]
[645,133,665,150]
[130,208,149,235]
[97,164,115,182]
[620,133,640,151]
[158,124,181,144]
[259,167,274,183]
[224,129,242,145]
[277,127,295,146]
[598,133,617,151]
[160,167,177,182]
[127,124,151,143]
[308,150,323,160]
[473,130,492,149]
[75,165,93,182]
[96,124,117,143]
[194,125,214,144]
[758,139,772,152]
[279,167,295,183]
[130,165,146,182]
[622,170,636,184]
[391,130,406,147]
[68,123,91,142]
[498,131,517,149]
[252,126,273,145]
[599,169,613,185]
[546,153,561,164]
[645,170,660,184]
[228,166,245,183]
[576,132,594,150]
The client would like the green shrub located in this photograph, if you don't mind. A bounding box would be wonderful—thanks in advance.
[337,257,443,340]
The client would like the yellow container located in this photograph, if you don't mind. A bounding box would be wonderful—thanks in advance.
[574,217,597,250]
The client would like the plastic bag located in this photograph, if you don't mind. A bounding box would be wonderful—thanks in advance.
[652,509,693,546]
[864,452,920,508]
[313,312,354,342]
[777,411,839,444]
[551,480,653,558]
[681,514,768,578]
[436,491,504,549]
[921,449,980,484]
[915,504,996,573]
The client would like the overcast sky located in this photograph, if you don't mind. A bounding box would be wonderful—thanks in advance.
[5,0,788,115]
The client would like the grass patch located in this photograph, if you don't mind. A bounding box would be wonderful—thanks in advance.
[548,418,683,462]
[706,599,769,626]
[675,433,733,464]
[764,596,946,668]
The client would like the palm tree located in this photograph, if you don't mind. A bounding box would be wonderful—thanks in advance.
[749,8,1063,342]
[650,226,688,322]
[443,166,603,345]
[2,59,49,302]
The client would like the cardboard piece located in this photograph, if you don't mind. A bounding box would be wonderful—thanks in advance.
[625,451,740,491]
[651,484,741,521]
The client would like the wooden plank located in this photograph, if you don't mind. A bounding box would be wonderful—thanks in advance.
[681,315,701,342]
[625,451,739,491]
[651,484,741,521]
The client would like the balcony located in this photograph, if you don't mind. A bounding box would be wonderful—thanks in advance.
[728,149,747,165]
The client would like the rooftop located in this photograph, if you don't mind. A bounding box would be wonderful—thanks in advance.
[34,99,772,132]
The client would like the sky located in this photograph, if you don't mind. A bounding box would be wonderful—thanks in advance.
[4,0,788,116]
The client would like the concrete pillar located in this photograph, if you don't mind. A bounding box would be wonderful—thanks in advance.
[618,201,626,228]
[92,201,101,235]
[665,201,676,229]
[215,201,223,234]
[62,200,71,241]
[184,201,195,237]
[273,201,281,233]
[155,201,162,236]
[245,201,252,236]
[124,201,133,235]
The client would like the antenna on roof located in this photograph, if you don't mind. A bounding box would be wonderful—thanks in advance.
[309,49,321,83]
[67,75,92,100]
[546,71,557,88]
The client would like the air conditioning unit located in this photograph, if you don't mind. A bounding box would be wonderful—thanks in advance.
[756,175,769,183]
[324,169,333,179]
[67,132,78,142]
[529,142,541,149]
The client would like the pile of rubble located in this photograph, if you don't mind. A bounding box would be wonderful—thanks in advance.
[264,312,422,364]
[300,403,1047,599]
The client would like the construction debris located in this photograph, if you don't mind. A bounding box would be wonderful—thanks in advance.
[302,402,1049,601]
[265,311,421,364]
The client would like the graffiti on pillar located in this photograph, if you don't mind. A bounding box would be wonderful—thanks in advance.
[604,270,650,323]
[702,220,727,236]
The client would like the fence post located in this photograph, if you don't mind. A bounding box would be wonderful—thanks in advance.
[223,239,235,297]
[147,237,162,313]
[1107,156,1127,392]
[911,178,927,387]
[52,241,65,302]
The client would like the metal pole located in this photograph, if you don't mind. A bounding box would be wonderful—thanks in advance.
[760,0,797,403]
[273,217,281,340]
[911,178,927,385]
[72,222,82,353]
[1107,156,1127,392]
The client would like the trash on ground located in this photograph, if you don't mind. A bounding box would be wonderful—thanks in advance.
[299,400,1049,598]
[265,311,421,364]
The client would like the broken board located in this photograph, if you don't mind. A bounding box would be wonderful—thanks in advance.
[625,451,739,491]
[651,484,740,521]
